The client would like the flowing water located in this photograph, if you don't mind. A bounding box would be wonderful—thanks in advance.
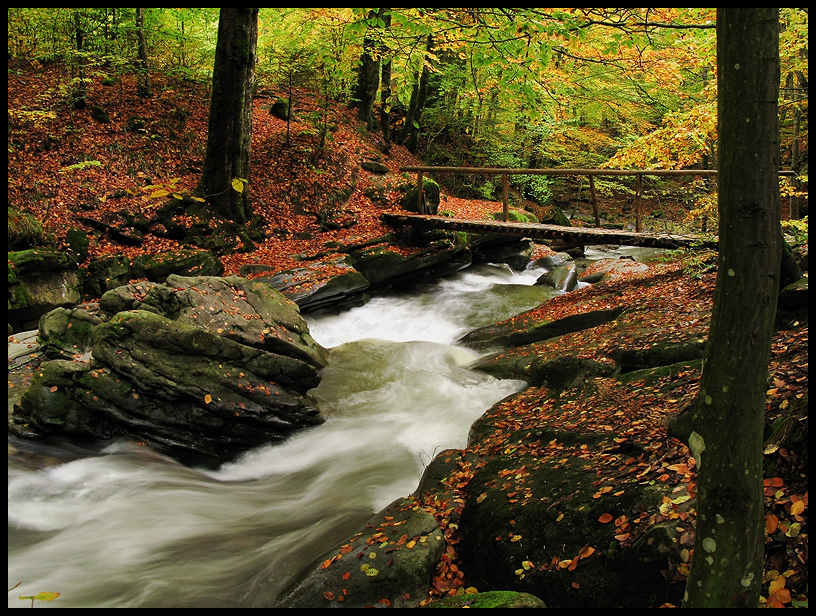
[7,262,565,608]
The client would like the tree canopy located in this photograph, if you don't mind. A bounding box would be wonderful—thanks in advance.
[7,8,808,220]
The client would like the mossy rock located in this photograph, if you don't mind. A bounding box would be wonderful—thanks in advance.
[457,442,685,608]
[490,208,539,223]
[130,248,224,282]
[38,307,103,359]
[400,177,440,215]
[422,590,546,608]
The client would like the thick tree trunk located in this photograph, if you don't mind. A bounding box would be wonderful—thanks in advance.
[671,8,781,608]
[351,9,384,130]
[195,8,258,224]
[399,34,433,153]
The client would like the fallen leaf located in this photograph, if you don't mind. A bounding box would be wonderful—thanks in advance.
[598,513,613,524]
[765,514,779,534]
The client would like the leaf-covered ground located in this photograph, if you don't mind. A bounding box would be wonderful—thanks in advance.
[7,62,808,607]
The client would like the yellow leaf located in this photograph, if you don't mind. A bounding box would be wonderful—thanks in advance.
[204,394,212,404]
[790,500,805,515]
[231,178,245,193]
[150,189,170,198]
[769,576,786,594]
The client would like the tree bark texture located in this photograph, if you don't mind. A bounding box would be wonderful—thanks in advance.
[399,33,433,153]
[678,8,781,608]
[379,10,393,151]
[352,9,384,130]
[196,8,258,224]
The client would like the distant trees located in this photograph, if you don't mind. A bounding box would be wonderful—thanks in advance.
[6,8,807,225]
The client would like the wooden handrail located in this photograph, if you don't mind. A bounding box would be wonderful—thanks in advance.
[400,166,798,230]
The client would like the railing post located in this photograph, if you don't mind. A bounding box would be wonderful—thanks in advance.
[589,175,600,227]
[417,171,425,215]
[635,173,642,233]
[501,172,509,221]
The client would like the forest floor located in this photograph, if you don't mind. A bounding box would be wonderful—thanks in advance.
[7,60,809,608]
[8,59,713,276]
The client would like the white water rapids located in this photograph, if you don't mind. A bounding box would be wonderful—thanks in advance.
[7,260,583,608]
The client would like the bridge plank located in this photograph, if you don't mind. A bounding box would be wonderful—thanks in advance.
[380,213,718,250]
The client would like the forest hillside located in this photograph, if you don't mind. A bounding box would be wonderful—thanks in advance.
[8,58,753,280]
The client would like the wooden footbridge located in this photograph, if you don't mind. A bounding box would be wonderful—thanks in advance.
[382,166,798,250]
[381,212,717,250]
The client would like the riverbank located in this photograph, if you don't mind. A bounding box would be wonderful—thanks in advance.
[269,250,809,608]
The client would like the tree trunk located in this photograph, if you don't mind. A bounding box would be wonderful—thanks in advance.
[399,33,433,153]
[351,9,385,130]
[380,9,393,155]
[70,10,87,110]
[670,8,781,608]
[135,8,152,98]
[195,8,258,224]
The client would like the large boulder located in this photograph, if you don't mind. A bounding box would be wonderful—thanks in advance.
[457,305,625,352]
[247,257,371,315]
[9,275,329,468]
[8,249,83,332]
[244,238,473,316]
[276,497,445,608]
[348,239,471,288]
[400,178,441,215]
[457,400,691,608]
[470,236,535,271]
[130,248,224,281]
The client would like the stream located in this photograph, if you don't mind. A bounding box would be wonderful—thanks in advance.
[7,249,658,608]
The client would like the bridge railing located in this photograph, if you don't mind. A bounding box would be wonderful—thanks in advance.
[399,166,798,232]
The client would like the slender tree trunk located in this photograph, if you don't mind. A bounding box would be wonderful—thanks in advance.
[670,8,781,608]
[379,10,392,152]
[135,8,152,98]
[70,10,87,110]
[195,8,258,224]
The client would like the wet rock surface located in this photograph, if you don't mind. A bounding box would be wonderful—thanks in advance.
[9,275,328,468]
